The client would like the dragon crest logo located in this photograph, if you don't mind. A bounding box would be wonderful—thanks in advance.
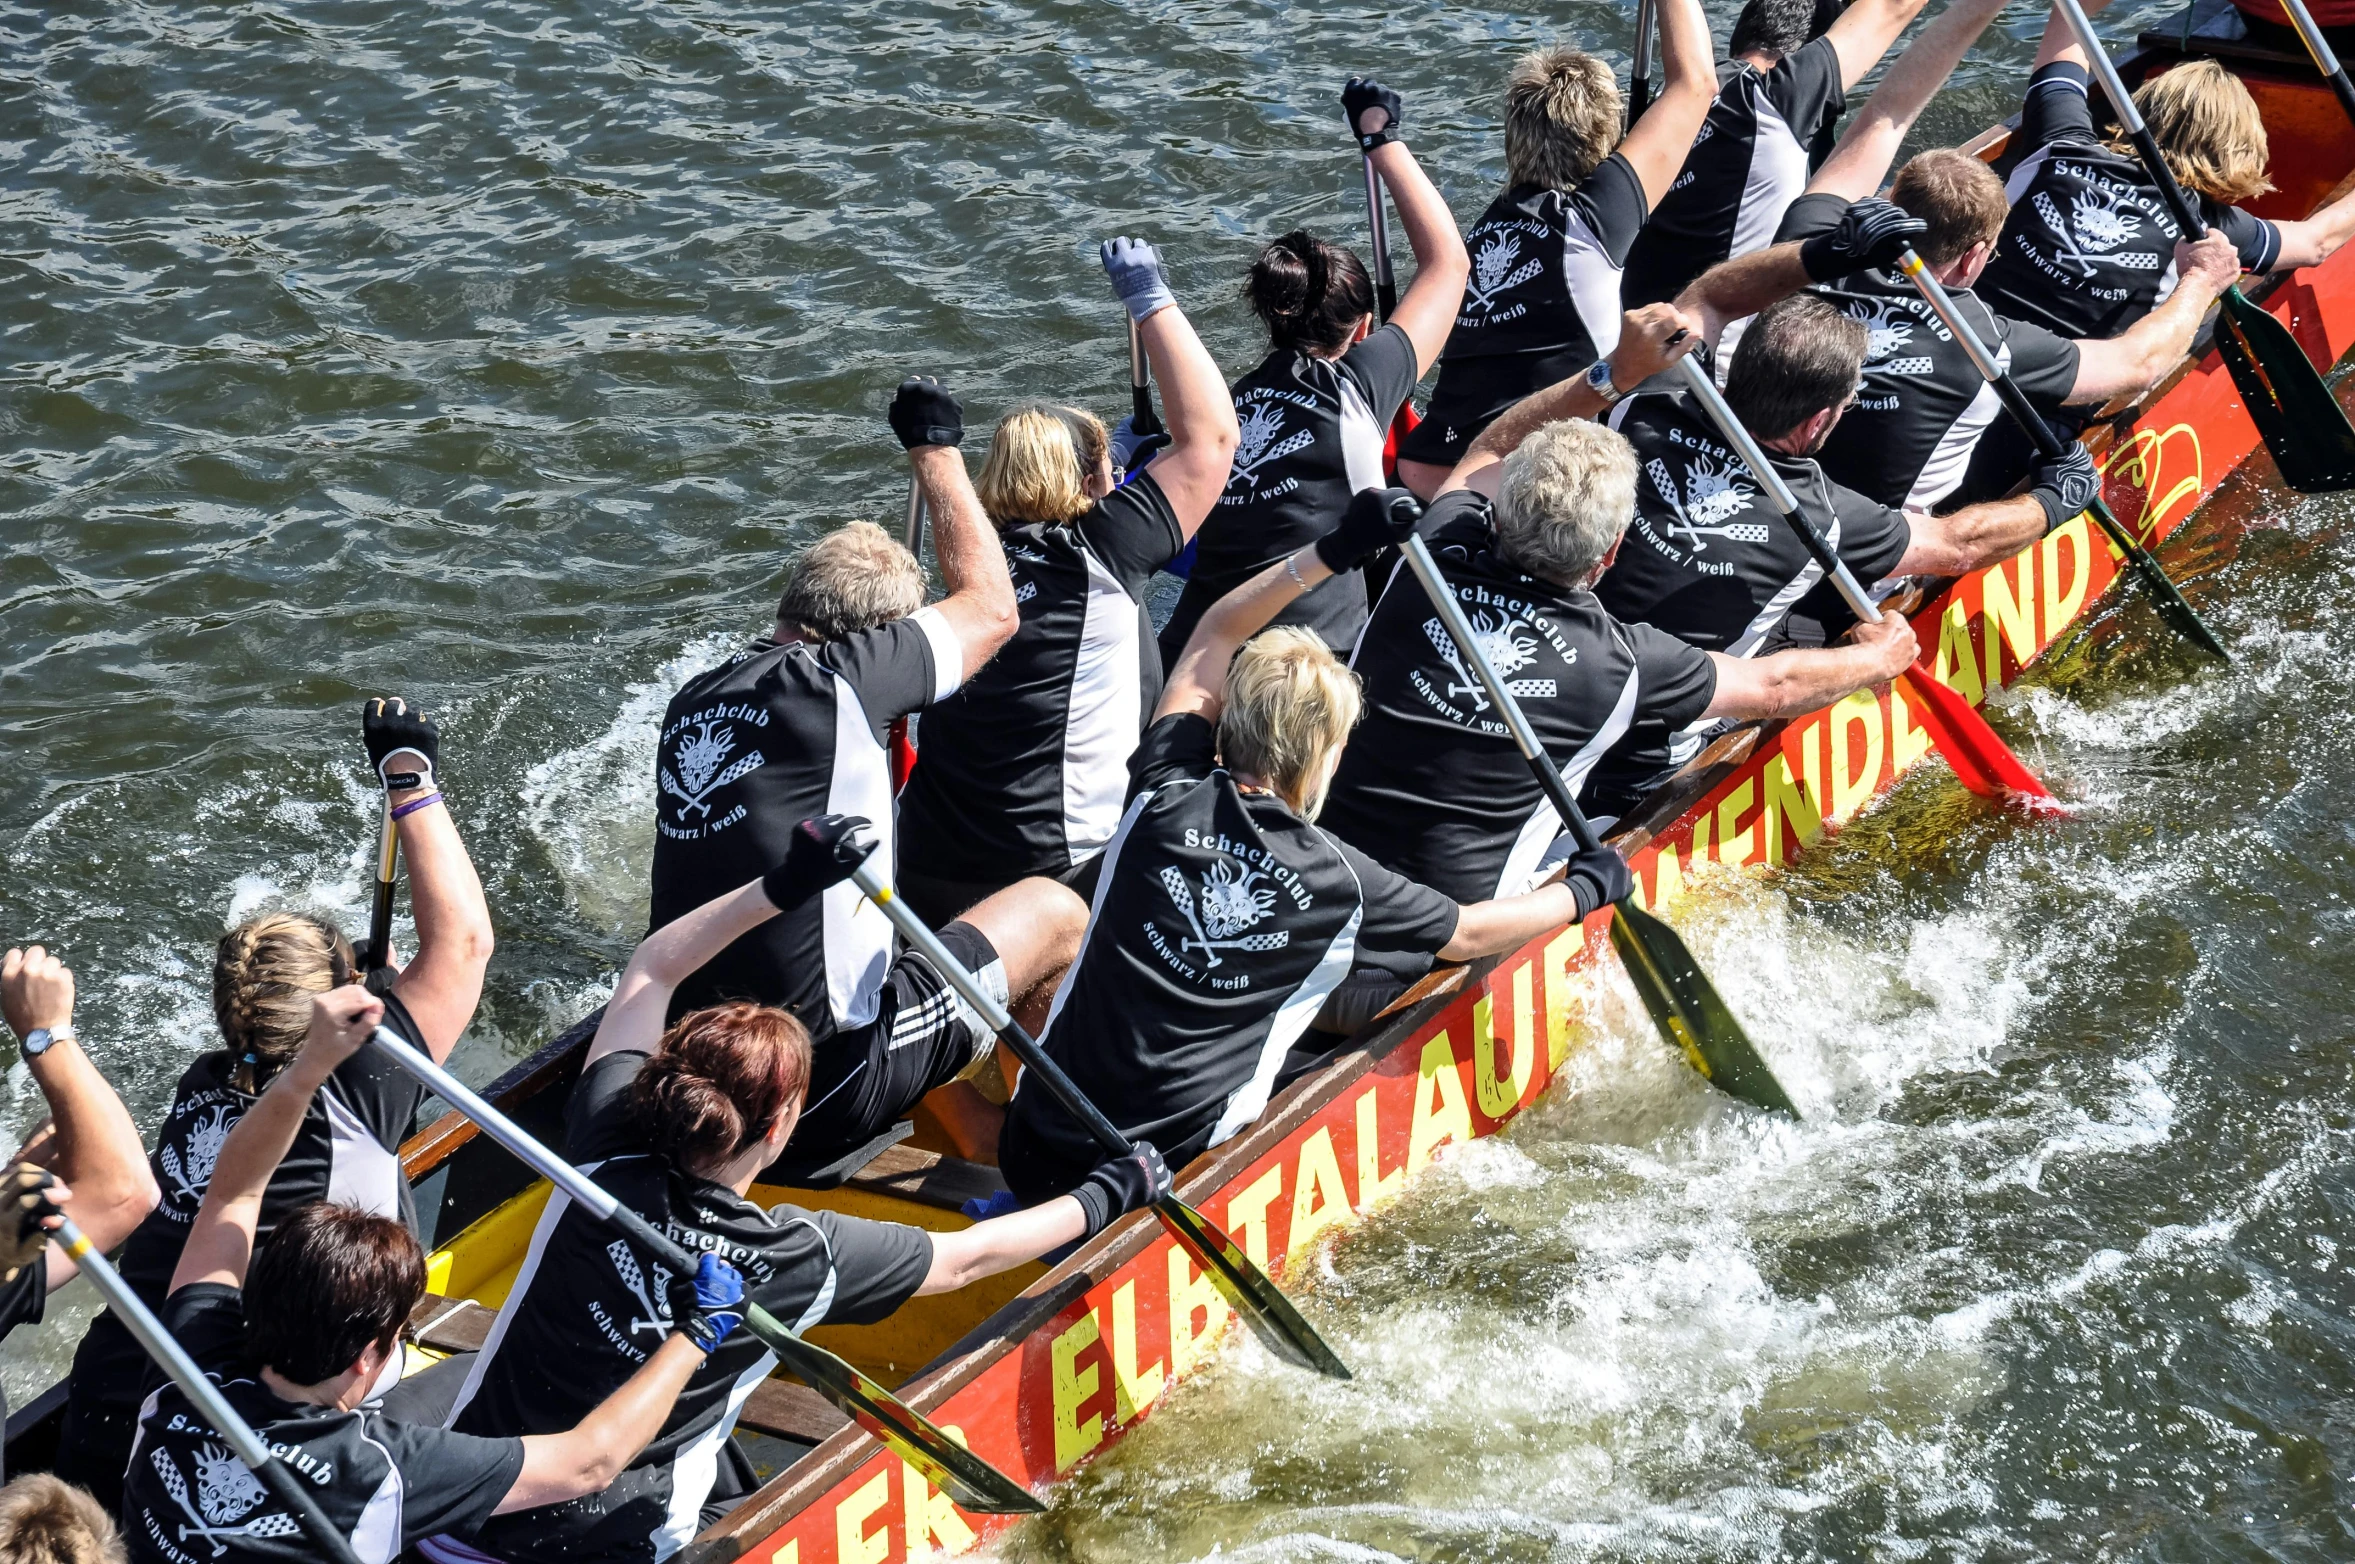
[661,719,766,821]
[2036,187,2162,276]
[1647,453,1770,551]
[1464,231,1543,314]
[149,1445,295,1554]
[1848,297,1915,363]
[1422,611,1557,714]
[1155,858,1290,969]
[160,1104,235,1207]
[1227,402,1315,490]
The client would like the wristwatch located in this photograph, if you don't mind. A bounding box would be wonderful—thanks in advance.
[19,1028,72,1059]
[1583,357,1625,405]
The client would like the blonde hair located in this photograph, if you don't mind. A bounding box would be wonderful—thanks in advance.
[976,404,1109,527]
[1505,48,1622,192]
[213,912,354,1090]
[2109,59,2274,205]
[0,1475,124,1564]
[1494,419,1640,586]
[775,521,925,641]
[1218,628,1363,819]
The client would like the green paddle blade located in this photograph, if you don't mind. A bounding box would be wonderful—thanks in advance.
[2082,499,2228,659]
[1608,902,1799,1116]
[1154,1195,1352,1379]
[2217,286,2355,493]
[748,1304,1045,1514]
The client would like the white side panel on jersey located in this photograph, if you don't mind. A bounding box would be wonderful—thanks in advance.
[1337,377,1388,495]
[1727,506,1842,660]
[441,1162,595,1428]
[1029,788,1156,1054]
[352,1433,406,1564]
[656,1348,779,1561]
[1905,343,2013,511]
[322,1084,403,1218]
[1208,901,1362,1147]
[1493,663,1642,897]
[2003,144,2061,202]
[826,680,897,1028]
[1729,86,1809,262]
[1562,214,1626,361]
[1060,550,1147,863]
[909,604,967,701]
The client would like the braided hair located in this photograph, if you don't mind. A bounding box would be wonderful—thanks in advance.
[211,913,355,1093]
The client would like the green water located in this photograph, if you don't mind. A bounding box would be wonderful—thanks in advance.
[5,0,2352,1557]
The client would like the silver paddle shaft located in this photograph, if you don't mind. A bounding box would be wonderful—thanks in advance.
[902,475,926,555]
[1632,0,1657,87]
[1893,249,2005,382]
[370,1025,623,1224]
[1362,158,1394,295]
[2049,0,2150,134]
[1671,356,1884,625]
[1128,317,1150,394]
[2284,0,2347,75]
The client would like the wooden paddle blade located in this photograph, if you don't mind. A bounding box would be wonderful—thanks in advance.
[1154,1195,1352,1379]
[1607,902,1799,1116]
[750,1305,1044,1514]
[2216,287,2355,493]
[2082,500,2228,659]
[1896,660,2055,807]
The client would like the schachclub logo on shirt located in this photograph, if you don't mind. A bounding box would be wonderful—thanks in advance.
[2013,161,2170,297]
[1142,833,1316,991]
[1639,426,1771,564]
[1223,397,1316,504]
[1407,581,1576,731]
[157,1101,238,1218]
[657,701,770,844]
[144,1441,299,1555]
[587,1238,675,1362]
[1844,296,1942,374]
[1457,218,1549,325]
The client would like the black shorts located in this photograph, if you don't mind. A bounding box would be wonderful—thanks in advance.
[773,921,1006,1179]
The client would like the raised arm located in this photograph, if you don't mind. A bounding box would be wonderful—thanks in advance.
[1822,0,1935,90]
[2066,231,2238,403]
[1345,78,1469,375]
[890,379,1018,683]
[1808,0,2013,201]
[1444,305,1706,495]
[2,948,157,1287]
[1677,201,1926,347]
[2032,0,2115,71]
[361,700,494,1064]
[1103,238,1241,534]
[1617,0,1719,208]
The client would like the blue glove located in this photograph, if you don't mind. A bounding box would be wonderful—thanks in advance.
[1101,237,1176,325]
[1110,414,1171,481]
[670,1252,747,1354]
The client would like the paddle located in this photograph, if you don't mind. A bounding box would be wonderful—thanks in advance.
[53,1214,368,1564]
[1128,317,1165,448]
[842,835,1353,1378]
[363,787,398,992]
[891,478,924,790]
[365,1025,1044,1515]
[1358,138,1422,480]
[2050,0,2355,492]
[1673,356,2059,806]
[2278,0,2355,134]
[1629,0,1658,123]
[1892,248,2228,658]
[1392,515,1798,1114]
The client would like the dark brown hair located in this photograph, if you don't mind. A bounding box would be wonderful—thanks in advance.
[633,1003,812,1174]
[244,1202,425,1385]
[1729,0,1843,59]
[1246,232,1374,355]
[1892,150,2010,267]
[1724,295,1869,441]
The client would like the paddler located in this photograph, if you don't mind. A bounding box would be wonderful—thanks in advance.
[1392,0,1719,496]
[55,699,491,1512]
[120,985,751,1564]
[993,492,1638,1204]
[647,378,1086,1173]
[418,842,1161,1564]
[894,239,1240,929]
[1155,76,1468,661]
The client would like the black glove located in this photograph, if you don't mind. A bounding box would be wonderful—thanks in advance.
[361,697,439,789]
[0,1164,58,1286]
[761,814,878,910]
[1799,197,1930,282]
[1562,844,1632,918]
[1071,1142,1172,1238]
[2027,441,2100,534]
[889,376,963,450]
[1342,77,1404,151]
[666,1252,747,1354]
[1314,486,1424,574]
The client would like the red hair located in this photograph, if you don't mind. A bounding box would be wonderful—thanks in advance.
[632,1003,811,1172]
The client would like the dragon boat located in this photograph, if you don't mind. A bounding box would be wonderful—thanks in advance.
[11,2,2355,1556]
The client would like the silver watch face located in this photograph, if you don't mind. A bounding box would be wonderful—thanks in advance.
[19,1029,52,1058]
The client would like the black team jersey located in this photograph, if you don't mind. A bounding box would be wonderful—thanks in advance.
[1778,193,2083,510]
[1319,490,1718,901]
[1158,326,1423,658]
[1395,158,1652,469]
[1981,62,2280,341]
[997,714,1460,1199]
[429,1051,933,1564]
[897,474,1183,885]
[1625,35,1851,308]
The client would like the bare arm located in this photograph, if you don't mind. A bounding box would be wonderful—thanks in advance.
[918,1197,1089,1294]
[499,1334,708,1512]
[1700,612,1917,720]
[1676,242,1812,349]
[1135,304,1242,537]
[1156,545,1336,725]
[1,949,157,1289]
[1822,0,1935,90]
[1893,495,2045,576]
[1444,304,1707,495]
[385,786,493,1066]
[1617,0,1719,208]
[1370,140,1470,375]
[1808,0,2013,201]
[910,443,1019,682]
[2268,185,2355,271]
[1437,882,1583,961]
[2065,232,2237,404]
[2032,0,2114,71]
[585,881,781,1068]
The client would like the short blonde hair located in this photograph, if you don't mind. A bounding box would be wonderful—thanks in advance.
[1494,419,1639,586]
[1218,628,1362,819]
[1891,149,2011,266]
[2113,59,2274,205]
[1505,49,1622,193]
[0,1475,123,1564]
[776,521,925,641]
[976,404,1108,527]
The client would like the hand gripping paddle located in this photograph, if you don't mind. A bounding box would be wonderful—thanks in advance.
[1892,248,2227,659]
[1673,356,2058,808]
[2050,0,2355,493]
[365,1026,1045,1514]
[837,828,1351,1379]
[1392,504,1798,1115]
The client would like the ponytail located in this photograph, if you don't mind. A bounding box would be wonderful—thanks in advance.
[633,1003,812,1175]
[1245,231,1375,356]
[213,913,355,1093]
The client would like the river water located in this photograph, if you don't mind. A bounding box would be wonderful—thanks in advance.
[4,0,2351,1555]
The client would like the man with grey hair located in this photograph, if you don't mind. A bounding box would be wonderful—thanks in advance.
[1318,304,1918,909]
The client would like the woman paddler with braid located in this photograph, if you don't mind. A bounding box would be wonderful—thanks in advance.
[53,699,495,1512]
[1154,75,1469,661]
